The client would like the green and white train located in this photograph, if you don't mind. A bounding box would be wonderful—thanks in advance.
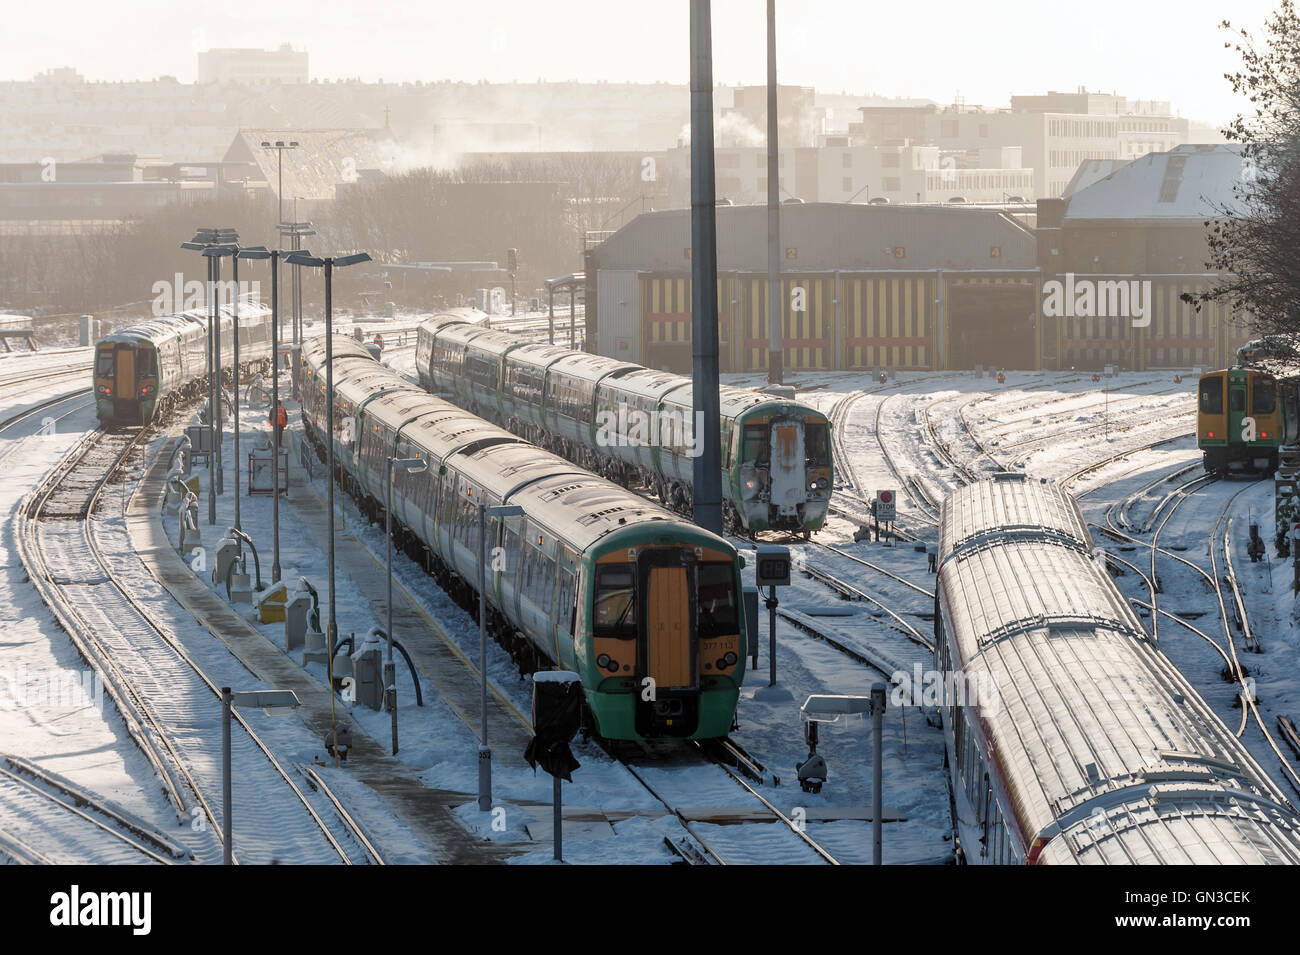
[300,334,747,740]
[415,316,832,536]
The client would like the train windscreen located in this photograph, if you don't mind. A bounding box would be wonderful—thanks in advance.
[805,422,829,467]
[697,563,738,637]
[1199,377,1222,414]
[593,565,636,639]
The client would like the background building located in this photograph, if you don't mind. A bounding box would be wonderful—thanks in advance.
[196,44,309,85]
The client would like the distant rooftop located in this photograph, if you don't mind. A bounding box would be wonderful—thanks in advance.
[1063,144,1247,222]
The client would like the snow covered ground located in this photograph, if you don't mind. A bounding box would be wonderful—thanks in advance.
[6,348,1290,865]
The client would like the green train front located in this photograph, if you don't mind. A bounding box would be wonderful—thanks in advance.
[95,335,162,424]
[573,526,744,739]
[722,399,832,534]
[1198,368,1300,475]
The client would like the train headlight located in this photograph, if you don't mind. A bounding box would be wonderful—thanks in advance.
[722,652,737,667]
[596,653,618,673]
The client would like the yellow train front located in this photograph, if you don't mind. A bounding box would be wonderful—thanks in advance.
[1198,367,1300,475]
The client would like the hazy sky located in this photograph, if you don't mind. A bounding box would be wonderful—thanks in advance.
[1,0,1282,122]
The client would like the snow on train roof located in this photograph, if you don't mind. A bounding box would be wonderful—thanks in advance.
[450,441,588,504]
[937,478,1300,859]
[1041,785,1300,864]
[940,474,1092,559]
[507,471,683,552]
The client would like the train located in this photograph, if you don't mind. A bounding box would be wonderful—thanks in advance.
[299,333,747,741]
[94,302,272,426]
[935,474,1300,864]
[414,316,832,537]
[1198,337,1300,476]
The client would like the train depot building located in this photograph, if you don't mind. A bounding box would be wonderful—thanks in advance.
[582,144,1252,373]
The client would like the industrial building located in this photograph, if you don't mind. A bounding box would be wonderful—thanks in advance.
[583,202,1039,373]
[583,144,1253,374]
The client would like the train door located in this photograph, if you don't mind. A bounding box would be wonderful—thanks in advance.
[636,548,698,737]
[115,345,136,409]
[769,417,805,518]
[1227,371,1250,445]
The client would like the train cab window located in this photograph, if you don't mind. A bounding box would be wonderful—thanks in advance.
[1253,377,1276,414]
[742,425,770,466]
[136,349,155,376]
[698,563,738,637]
[1199,378,1223,414]
[593,565,636,639]
[805,422,829,468]
[1230,388,1246,412]
[96,350,114,376]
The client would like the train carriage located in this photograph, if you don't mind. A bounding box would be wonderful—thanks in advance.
[415,315,832,536]
[300,333,747,740]
[95,302,271,426]
[1198,338,1300,475]
[935,474,1300,864]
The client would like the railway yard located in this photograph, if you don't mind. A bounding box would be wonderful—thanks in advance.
[2,307,1297,870]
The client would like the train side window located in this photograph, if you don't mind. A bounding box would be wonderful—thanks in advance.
[557,568,577,635]
[698,563,738,637]
[1253,377,1276,414]
[593,564,637,639]
[1199,378,1223,414]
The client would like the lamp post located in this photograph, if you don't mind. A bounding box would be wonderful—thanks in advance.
[205,244,267,541]
[801,687,887,865]
[469,495,523,811]
[286,250,371,764]
[386,454,427,755]
[280,216,314,349]
[237,246,291,583]
[260,139,299,238]
[182,228,237,526]
[221,687,300,865]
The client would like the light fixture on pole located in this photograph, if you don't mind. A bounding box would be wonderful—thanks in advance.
[286,250,371,766]
[467,491,523,811]
[205,244,267,542]
[221,686,300,865]
[260,139,299,242]
[386,454,427,754]
[237,245,292,583]
[280,218,315,350]
[182,228,237,526]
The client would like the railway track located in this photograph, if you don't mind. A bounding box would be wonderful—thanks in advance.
[16,424,383,864]
[619,743,841,865]
[1090,469,1300,799]
[0,756,184,865]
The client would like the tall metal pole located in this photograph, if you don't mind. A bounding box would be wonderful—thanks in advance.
[689,0,723,535]
[477,502,492,810]
[207,250,217,525]
[766,0,784,385]
[871,682,885,865]
[324,260,339,766]
[214,255,224,497]
[271,251,282,584]
[386,457,397,755]
[232,254,242,537]
[221,686,233,866]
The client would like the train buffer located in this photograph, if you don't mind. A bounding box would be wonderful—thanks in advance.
[0,315,37,351]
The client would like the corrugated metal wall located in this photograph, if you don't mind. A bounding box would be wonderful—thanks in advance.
[838,274,934,370]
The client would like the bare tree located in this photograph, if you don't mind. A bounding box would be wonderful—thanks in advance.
[1184,1,1300,332]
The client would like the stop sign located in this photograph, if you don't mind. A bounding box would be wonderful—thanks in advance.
[876,490,896,521]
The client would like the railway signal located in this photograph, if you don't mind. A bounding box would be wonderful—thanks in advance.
[755,544,791,688]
